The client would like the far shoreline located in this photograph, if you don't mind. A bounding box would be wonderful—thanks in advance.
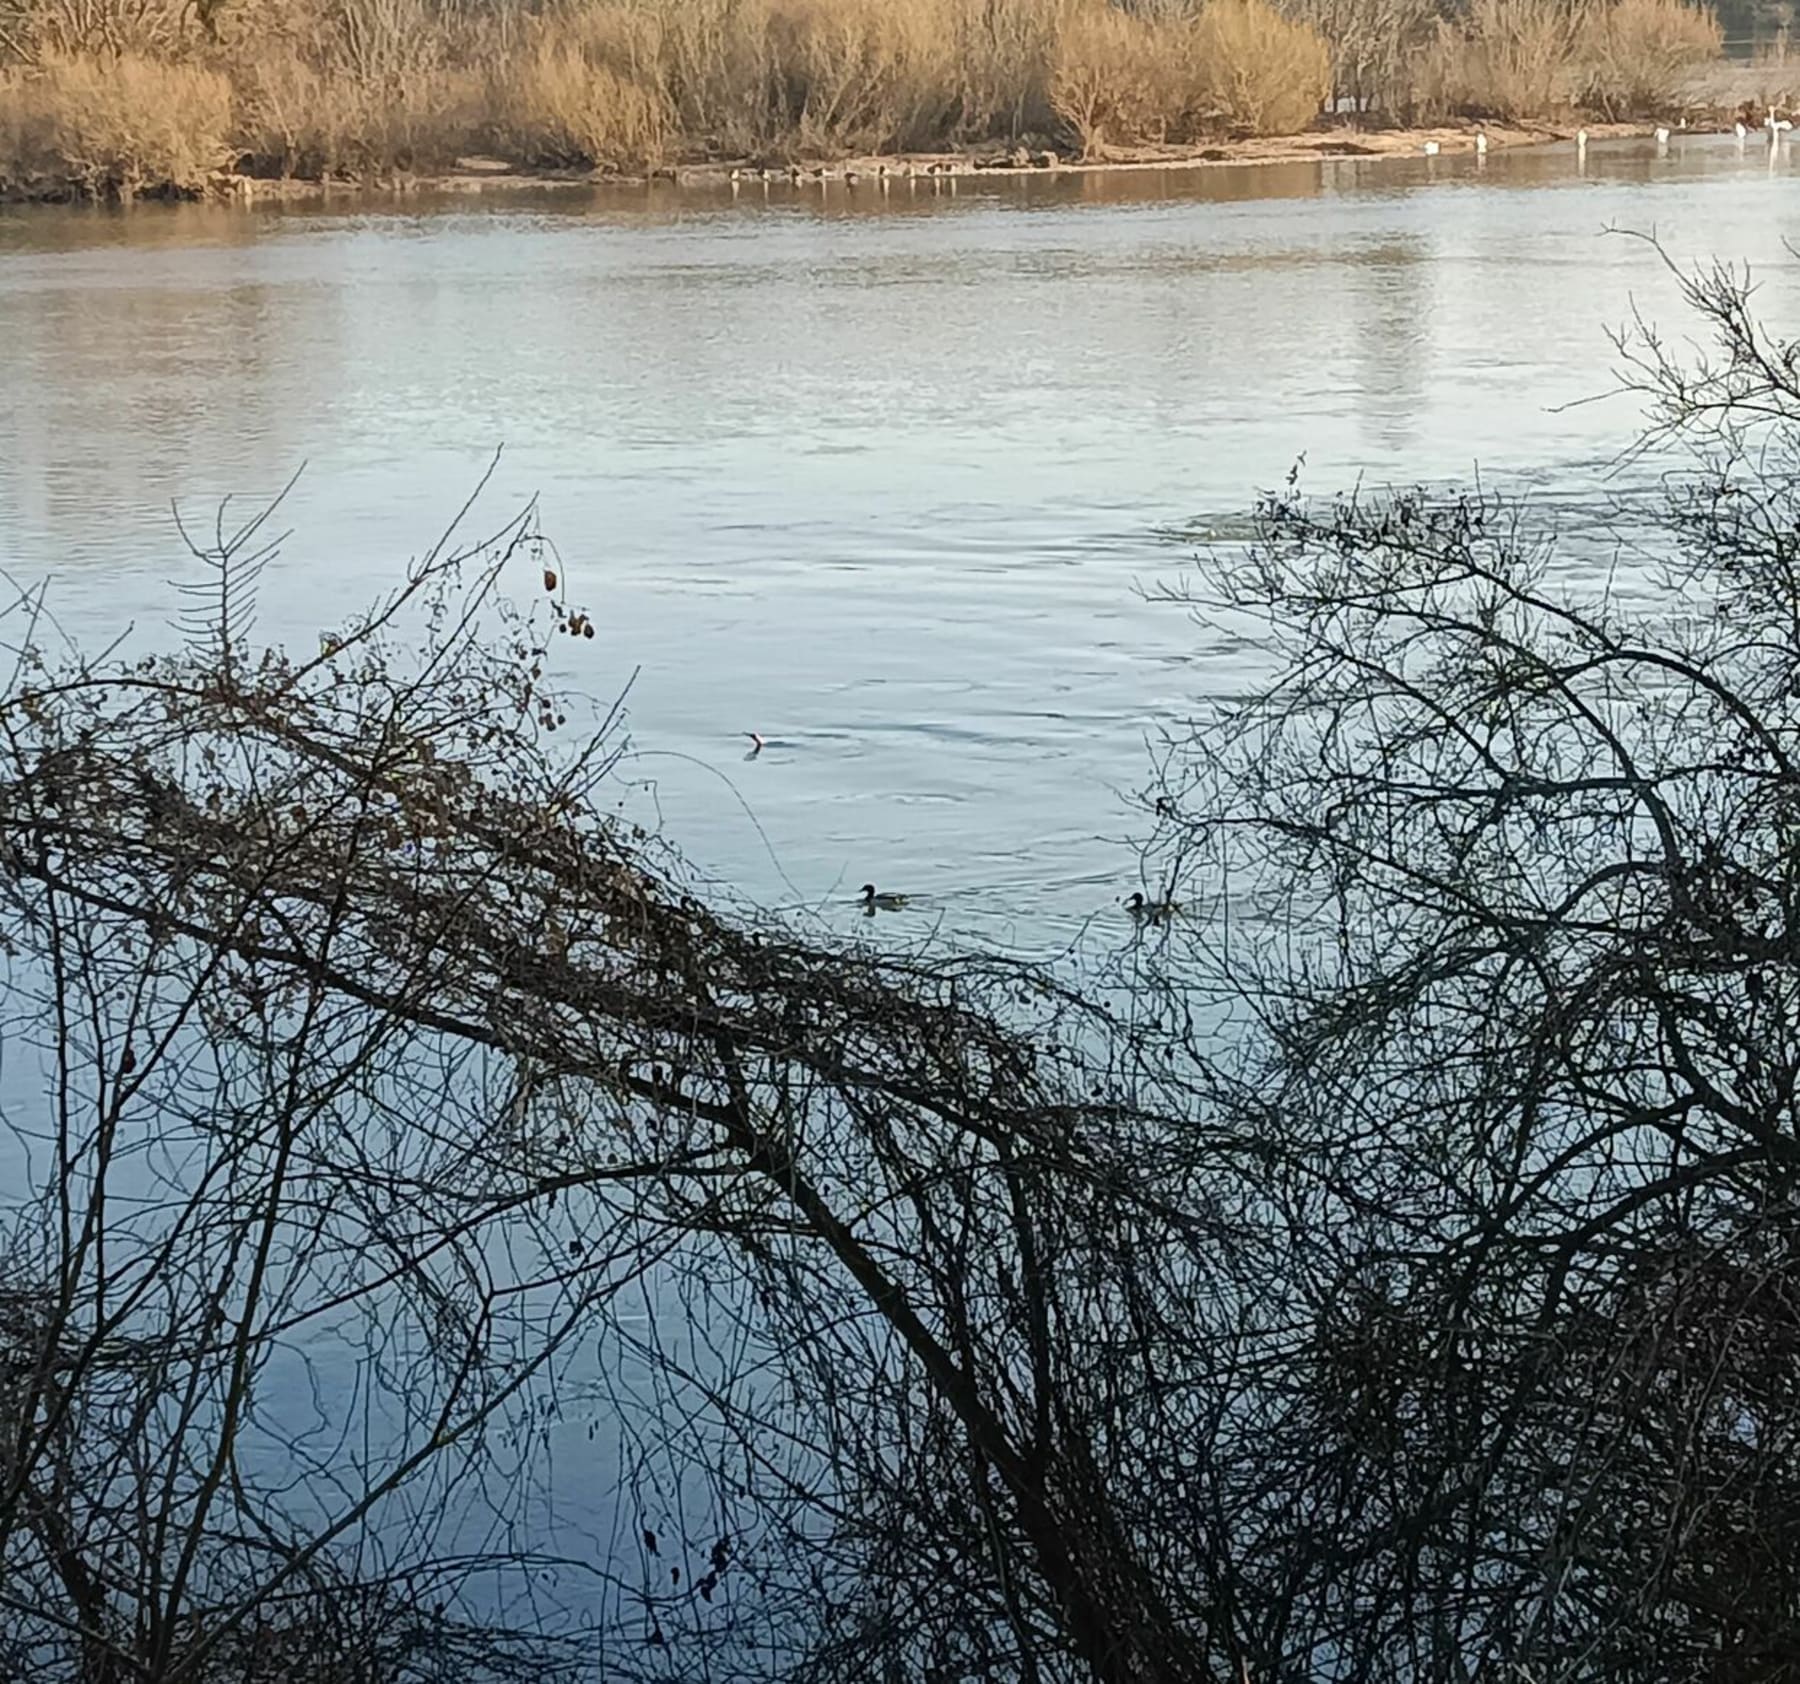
[4,119,1669,209]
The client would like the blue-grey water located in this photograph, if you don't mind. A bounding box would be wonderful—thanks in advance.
[3,138,1798,953]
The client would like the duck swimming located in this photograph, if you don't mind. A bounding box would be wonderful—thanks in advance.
[860,883,907,911]
[1125,891,1180,921]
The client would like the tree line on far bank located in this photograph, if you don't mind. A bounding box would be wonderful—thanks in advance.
[0,0,1734,201]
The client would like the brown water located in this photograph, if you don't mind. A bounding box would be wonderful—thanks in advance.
[3,137,1798,950]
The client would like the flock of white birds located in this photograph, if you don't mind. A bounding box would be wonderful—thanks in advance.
[1424,113,1793,158]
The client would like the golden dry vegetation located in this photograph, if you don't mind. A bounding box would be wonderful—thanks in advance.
[0,0,1727,198]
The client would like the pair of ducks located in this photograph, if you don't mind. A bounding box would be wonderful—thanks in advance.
[858,883,1181,921]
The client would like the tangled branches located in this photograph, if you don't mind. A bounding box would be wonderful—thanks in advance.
[5,252,1800,1684]
[1141,248,1800,1677]
[0,490,1253,1681]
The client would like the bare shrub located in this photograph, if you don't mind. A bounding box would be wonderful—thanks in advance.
[232,50,350,177]
[1052,0,1328,154]
[492,49,672,167]
[229,0,488,176]
[233,47,482,175]
[0,51,229,194]
[651,0,781,154]
[8,252,1800,1681]
[488,2,672,168]
[946,0,1063,141]
[0,0,195,66]
[1416,0,1718,119]
[1049,0,1171,156]
[766,0,962,156]
[1193,0,1330,134]
[1427,0,1591,119]
[1579,0,1722,116]
[318,0,449,89]
[0,490,1223,1681]
[1290,0,1438,121]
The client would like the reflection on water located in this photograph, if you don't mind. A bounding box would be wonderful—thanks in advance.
[1,137,1798,950]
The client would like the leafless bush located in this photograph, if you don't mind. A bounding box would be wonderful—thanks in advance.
[487,3,672,167]
[1290,0,1438,121]
[1425,0,1591,118]
[0,0,194,67]
[1194,0,1330,135]
[1580,0,1722,116]
[1134,242,1800,1677]
[1048,0,1169,155]
[0,476,1235,1679]
[6,249,1800,1684]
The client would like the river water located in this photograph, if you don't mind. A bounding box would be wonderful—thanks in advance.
[2,137,1798,955]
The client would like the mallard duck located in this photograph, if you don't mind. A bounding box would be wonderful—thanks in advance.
[1125,891,1180,922]
[860,883,907,911]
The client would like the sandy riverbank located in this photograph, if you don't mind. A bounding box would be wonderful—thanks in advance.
[199,119,1654,207]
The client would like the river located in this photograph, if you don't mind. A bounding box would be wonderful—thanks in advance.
[2,136,1797,956]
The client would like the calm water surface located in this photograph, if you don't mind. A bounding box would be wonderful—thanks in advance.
[3,138,1798,951]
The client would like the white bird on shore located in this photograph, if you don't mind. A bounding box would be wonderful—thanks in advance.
[1655,126,1670,146]
[1422,139,1440,156]
[1736,120,1748,143]
[1475,129,1489,154]
[1576,127,1588,148]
